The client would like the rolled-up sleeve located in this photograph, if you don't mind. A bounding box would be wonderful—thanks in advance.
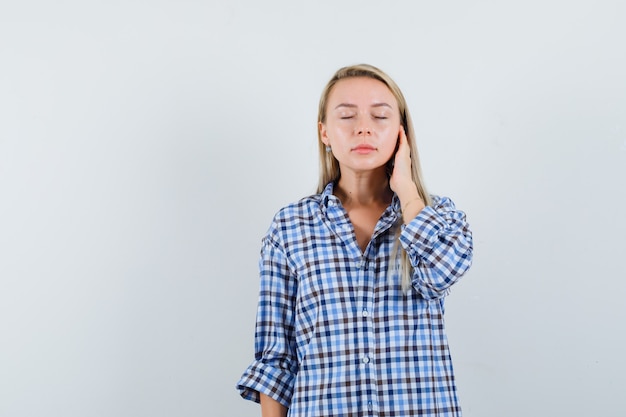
[399,196,473,299]
[236,231,298,407]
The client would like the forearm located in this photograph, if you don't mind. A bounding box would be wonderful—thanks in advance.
[260,393,288,417]
[396,181,425,224]
[400,197,473,298]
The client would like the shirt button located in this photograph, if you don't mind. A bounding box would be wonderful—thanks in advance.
[367,401,373,411]
[362,356,370,364]
[362,309,369,317]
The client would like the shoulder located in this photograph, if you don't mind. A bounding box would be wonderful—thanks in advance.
[264,192,323,243]
[273,193,323,223]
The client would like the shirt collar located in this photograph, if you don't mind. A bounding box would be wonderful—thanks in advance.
[320,181,336,208]
[320,181,402,215]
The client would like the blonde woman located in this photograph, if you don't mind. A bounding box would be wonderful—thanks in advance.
[237,64,473,417]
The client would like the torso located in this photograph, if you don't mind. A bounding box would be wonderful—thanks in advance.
[257,191,463,416]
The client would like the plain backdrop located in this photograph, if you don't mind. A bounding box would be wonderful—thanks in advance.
[1,1,625,416]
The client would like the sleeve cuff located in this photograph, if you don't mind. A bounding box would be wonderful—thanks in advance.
[236,359,295,408]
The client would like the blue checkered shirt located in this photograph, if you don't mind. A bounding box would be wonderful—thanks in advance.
[237,182,473,416]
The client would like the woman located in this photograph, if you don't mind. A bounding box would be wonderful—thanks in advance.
[237,64,473,416]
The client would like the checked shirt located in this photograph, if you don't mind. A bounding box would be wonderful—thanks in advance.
[237,182,473,416]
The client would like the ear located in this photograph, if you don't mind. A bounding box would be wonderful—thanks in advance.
[319,121,330,146]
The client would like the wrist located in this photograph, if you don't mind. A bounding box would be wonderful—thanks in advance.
[401,196,424,213]
[396,183,420,205]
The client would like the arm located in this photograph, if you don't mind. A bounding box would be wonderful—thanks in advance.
[388,126,426,223]
[260,393,288,417]
[390,126,473,298]
[236,230,298,409]
[400,196,473,298]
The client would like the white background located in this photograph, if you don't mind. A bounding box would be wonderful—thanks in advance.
[1,1,625,416]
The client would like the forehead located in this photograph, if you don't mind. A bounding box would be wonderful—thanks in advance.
[327,76,397,107]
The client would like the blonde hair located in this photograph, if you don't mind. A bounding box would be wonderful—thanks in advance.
[316,64,432,292]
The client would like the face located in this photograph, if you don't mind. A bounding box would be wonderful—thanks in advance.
[320,77,401,175]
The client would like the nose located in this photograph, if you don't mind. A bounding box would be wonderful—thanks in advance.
[355,125,372,136]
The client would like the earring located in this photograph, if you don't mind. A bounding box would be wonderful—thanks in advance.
[325,145,332,153]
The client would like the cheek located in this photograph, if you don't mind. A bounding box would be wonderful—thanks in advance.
[328,123,353,137]
[381,131,399,158]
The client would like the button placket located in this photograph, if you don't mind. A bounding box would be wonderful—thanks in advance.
[358,254,378,417]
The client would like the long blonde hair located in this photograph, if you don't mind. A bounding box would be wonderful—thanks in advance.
[316,64,432,292]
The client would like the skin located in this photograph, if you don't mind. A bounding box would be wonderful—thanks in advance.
[319,76,425,250]
[260,393,287,417]
[259,76,425,416]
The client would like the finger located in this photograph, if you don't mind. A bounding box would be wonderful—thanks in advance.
[397,125,410,156]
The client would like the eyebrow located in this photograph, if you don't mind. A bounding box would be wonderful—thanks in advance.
[334,102,393,110]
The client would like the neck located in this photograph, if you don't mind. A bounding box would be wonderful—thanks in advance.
[335,168,392,207]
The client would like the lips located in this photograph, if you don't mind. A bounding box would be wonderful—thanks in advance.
[352,144,376,154]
